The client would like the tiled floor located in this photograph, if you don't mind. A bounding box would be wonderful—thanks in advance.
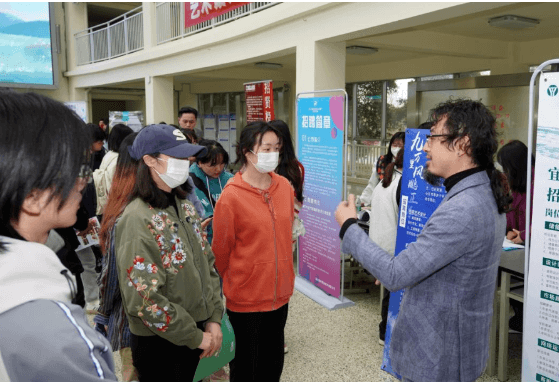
[89,274,523,382]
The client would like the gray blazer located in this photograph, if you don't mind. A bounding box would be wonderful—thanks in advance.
[342,171,506,381]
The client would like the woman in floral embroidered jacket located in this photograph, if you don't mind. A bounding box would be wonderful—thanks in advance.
[101,124,223,382]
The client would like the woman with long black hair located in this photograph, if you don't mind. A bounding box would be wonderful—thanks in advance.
[213,121,295,382]
[359,131,405,207]
[269,119,305,250]
[497,139,534,333]
[93,123,134,216]
[101,124,223,382]
[95,132,139,381]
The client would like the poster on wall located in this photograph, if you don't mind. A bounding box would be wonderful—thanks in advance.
[203,114,216,140]
[382,128,447,378]
[64,101,87,122]
[245,80,274,124]
[297,95,345,298]
[109,111,144,132]
[217,114,230,155]
[522,73,559,382]
[185,2,249,29]
[229,114,237,162]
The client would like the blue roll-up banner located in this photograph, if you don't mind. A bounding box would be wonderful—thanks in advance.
[297,95,345,298]
[381,128,447,378]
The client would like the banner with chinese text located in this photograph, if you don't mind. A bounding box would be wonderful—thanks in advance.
[185,2,249,29]
[245,81,274,124]
[297,96,345,298]
[382,128,447,378]
[523,72,559,382]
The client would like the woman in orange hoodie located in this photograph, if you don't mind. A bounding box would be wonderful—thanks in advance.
[212,121,295,382]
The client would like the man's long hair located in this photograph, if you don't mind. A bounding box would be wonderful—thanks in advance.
[430,98,512,213]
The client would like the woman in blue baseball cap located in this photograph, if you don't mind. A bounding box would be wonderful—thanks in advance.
[100,124,224,382]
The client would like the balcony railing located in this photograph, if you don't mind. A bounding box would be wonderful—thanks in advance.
[347,143,387,178]
[156,2,277,45]
[75,6,144,66]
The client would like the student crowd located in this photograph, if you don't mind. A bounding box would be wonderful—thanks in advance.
[0,90,531,382]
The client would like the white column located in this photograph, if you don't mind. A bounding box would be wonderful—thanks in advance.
[296,40,346,95]
[145,76,174,125]
[64,2,88,72]
[142,2,157,48]
[178,86,198,120]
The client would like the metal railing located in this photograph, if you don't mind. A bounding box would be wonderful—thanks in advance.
[75,6,144,66]
[156,2,277,45]
[347,143,387,178]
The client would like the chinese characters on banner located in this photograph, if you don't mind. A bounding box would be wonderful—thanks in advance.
[297,96,345,298]
[523,73,559,382]
[244,81,274,124]
[185,2,249,29]
[382,128,447,379]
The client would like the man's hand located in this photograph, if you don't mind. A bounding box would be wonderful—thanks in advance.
[506,230,518,240]
[335,194,357,227]
[200,322,223,359]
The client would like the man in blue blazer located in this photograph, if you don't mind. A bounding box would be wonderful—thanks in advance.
[336,99,511,382]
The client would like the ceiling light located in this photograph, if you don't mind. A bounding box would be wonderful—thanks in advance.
[346,46,378,55]
[254,62,283,69]
[488,15,540,30]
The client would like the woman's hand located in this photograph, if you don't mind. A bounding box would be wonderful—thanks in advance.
[511,229,524,244]
[197,332,214,356]
[201,217,213,231]
[506,230,518,240]
[200,322,223,359]
[77,219,96,237]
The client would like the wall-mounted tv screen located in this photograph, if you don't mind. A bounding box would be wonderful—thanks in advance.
[0,2,57,89]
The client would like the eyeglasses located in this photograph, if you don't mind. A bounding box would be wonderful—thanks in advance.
[425,134,447,144]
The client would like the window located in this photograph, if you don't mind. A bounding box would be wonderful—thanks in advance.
[356,81,383,140]
[386,78,414,140]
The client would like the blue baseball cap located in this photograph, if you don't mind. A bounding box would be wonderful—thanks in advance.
[128,124,208,160]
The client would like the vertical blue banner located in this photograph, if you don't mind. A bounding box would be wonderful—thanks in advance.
[382,128,447,378]
[297,96,345,297]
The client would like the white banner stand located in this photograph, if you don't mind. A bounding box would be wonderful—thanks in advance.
[522,59,559,382]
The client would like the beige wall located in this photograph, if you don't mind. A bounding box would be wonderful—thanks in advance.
[44,2,559,131]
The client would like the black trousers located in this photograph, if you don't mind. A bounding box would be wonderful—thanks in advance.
[379,291,390,340]
[130,321,205,382]
[227,304,289,382]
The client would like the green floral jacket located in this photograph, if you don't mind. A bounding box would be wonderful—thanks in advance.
[115,196,223,349]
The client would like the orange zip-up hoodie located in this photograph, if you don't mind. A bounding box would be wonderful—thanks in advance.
[212,172,295,313]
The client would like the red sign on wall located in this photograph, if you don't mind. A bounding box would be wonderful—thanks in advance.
[185,2,250,29]
[245,81,274,124]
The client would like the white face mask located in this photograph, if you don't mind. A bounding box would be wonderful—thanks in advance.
[153,157,190,188]
[391,147,401,158]
[250,150,279,173]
